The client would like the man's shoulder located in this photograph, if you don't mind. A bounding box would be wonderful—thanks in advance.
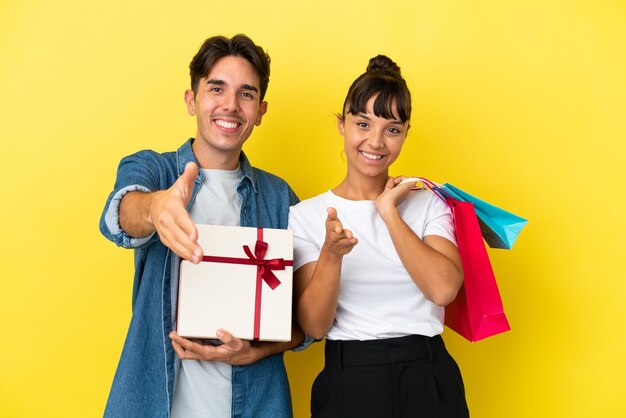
[120,139,191,166]
[122,148,177,164]
[117,147,181,181]
[249,166,292,190]
[247,166,299,206]
[113,147,181,190]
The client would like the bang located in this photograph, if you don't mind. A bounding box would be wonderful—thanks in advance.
[345,79,411,122]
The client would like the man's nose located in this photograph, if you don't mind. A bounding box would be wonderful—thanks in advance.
[222,91,240,112]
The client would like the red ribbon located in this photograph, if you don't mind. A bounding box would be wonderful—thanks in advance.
[200,228,292,340]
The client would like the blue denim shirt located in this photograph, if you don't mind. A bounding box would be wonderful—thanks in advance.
[99,139,299,418]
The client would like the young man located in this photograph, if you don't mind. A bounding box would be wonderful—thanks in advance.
[100,34,304,418]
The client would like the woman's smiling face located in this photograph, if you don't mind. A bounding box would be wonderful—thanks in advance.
[338,94,409,180]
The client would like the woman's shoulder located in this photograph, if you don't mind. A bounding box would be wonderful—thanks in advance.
[291,190,333,211]
[404,189,437,205]
[401,189,451,214]
[289,191,332,233]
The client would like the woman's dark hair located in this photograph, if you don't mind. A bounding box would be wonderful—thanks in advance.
[342,55,411,122]
[189,34,271,101]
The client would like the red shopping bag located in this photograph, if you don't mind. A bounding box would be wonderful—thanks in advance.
[444,198,511,342]
[406,177,511,342]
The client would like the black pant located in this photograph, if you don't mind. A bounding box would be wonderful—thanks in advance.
[311,335,469,418]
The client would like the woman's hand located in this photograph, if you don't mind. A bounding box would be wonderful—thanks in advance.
[294,207,358,339]
[376,176,416,222]
[322,207,358,257]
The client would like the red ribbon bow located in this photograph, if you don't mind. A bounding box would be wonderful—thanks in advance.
[243,240,286,290]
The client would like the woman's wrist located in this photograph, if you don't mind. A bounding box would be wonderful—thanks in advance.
[378,203,400,224]
[319,245,344,264]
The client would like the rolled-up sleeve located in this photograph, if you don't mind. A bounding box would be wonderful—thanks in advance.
[99,150,164,249]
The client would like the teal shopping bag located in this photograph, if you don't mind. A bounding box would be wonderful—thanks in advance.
[439,184,527,250]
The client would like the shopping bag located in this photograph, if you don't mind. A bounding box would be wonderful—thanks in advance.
[439,183,527,250]
[443,198,511,341]
[405,177,511,342]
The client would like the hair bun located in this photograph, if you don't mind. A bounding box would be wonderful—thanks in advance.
[366,55,401,75]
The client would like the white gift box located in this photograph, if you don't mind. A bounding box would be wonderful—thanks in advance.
[177,224,293,341]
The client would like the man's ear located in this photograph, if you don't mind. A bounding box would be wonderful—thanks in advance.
[255,101,268,126]
[184,89,196,116]
[336,113,345,135]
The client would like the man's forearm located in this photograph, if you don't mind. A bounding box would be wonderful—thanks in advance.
[119,191,158,238]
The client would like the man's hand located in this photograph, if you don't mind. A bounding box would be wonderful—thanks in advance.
[169,329,262,365]
[147,162,203,263]
[322,207,358,257]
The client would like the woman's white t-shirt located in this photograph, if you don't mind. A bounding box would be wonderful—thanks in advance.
[288,189,456,341]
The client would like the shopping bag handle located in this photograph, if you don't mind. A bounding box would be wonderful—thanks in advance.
[399,177,451,208]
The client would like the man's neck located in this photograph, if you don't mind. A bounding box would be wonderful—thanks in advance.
[191,140,241,170]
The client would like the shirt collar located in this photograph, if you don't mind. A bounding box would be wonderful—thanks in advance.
[176,138,258,193]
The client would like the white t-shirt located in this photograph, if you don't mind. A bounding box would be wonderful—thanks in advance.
[288,189,456,341]
[171,166,242,418]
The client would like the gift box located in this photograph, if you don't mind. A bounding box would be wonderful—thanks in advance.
[177,224,293,342]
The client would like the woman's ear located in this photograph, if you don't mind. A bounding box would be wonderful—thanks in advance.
[336,113,345,135]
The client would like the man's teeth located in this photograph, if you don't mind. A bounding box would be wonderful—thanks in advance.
[361,151,383,160]
[215,120,239,129]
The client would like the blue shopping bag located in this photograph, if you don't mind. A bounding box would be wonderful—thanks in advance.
[439,183,527,249]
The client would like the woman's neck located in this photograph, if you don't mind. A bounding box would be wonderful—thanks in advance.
[333,171,388,201]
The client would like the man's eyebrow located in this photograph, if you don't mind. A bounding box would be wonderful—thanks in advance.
[205,79,258,93]
[241,84,259,92]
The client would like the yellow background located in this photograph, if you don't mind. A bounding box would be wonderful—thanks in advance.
[1,0,625,417]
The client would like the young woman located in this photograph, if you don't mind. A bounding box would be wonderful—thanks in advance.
[289,55,470,417]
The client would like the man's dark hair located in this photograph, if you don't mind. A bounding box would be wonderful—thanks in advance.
[189,34,271,101]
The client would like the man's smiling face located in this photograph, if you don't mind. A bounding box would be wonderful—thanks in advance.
[185,55,267,168]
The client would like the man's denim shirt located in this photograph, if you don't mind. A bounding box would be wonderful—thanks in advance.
[99,139,299,418]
